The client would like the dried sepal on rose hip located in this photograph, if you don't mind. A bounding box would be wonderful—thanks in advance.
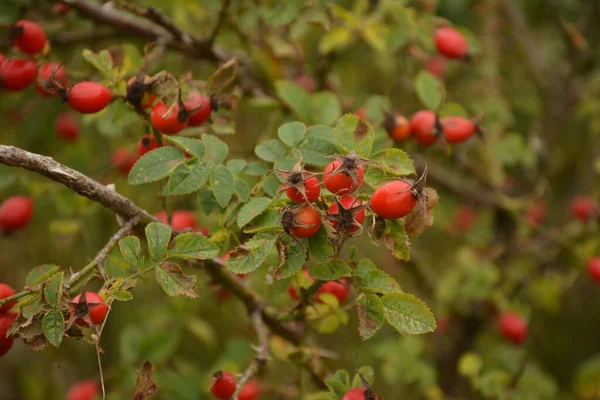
[281,204,322,239]
[126,73,157,110]
[327,196,366,236]
[323,151,371,195]
[276,157,321,204]
[68,291,108,327]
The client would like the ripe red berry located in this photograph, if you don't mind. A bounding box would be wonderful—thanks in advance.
[425,56,446,78]
[324,160,364,195]
[239,380,261,400]
[0,283,16,313]
[66,380,99,400]
[288,205,322,238]
[36,62,68,96]
[286,176,321,203]
[55,112,80,141]
[410,110,439,146]
[328,196,365,233]
[67,82,112,114]
[155,210,199,231]
[587,257,600,283]
[70,292,108,326]
[570,196,597,222]
[126,76,156,109]
[137,133,161,156]
[440,116,476,143]
[454,205,476,233]
[524,200,546,225]
[0,312,17,357]
[151,102,188,134]
[184,92,213,126]
[319,279,350,304]
[110,148,138,175]
[370,180,417,220]
[12,20,47,55]
[385,114,411,141]
[0,195,34,233]
[210,371,236,399]
[0,58,37,91]
[435,26,468,59]
[342,387,380,400]
[497,312,528,345]
[52,2,70,14]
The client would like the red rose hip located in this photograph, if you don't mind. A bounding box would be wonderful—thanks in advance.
[11,20,47,55]
[497,312,528,345]
[323,160,364,195]
[435,26,468,59]
[328,196,365,233]
[184,92,214,126]
[67,82,112,114]
[0,283,16,313]
[137,133,162,156]
[239,380,261,400]
[36,62,68,96]
[0,58,37,91]
[210,371,236,399]
[319,279,350,304]
[587,257,600,283]
[55,112,80,141]
[370,180,417,220]
[70,292,107,326]
[440,116,476,143]
[410,110,439,146]
[342,387,380,400]
[0,195,34,232]
[286,176,321,203]
[570,196,597,222]
[66,380,99,400]
[150,102,188,134]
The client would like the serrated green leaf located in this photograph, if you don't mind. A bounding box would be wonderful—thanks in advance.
[237,197,272,228]
[26,265,60,286]
[168,136,205,158]
[351,366,375,388]
[234,179,251,202]
[42,310,64,347]
[354,259,378,279]
[82,49,113,76]
[155,261,198,298]
[298,136,338,167]
[382,293,436,334]
[227,159,247,174]
[245,161,269,176]
[145,222,172,264]
[275,238,307,279]
[244,209,283,234]
[166,233,219,260]
[226,232,279,274]
[278,121,307,147]
[165,163,209,195]
[308,226,333,261]
[382,220,410,261]
[202,134,229,164]
[370,148,415,176]
[210,165,235,208]
[415,70,445,111]
[362,270,402,294]
[310,259,352,280]
[311,92,342,125]
[112,291,133,301]
[128,147,185,185]
[357,294,384,340]
[275,80,313,122]
[43,272,64,308]
[255,139,287,162]
[319,27,353,54]
[119,236,144,266]
[334,114,374,157]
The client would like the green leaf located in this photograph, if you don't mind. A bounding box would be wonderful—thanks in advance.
[334,114,374,157]
[278,122,307,147]
[226,232,279,274]
[255,139,287,162]
[351,366,375,388]
[275,238,307,279]
[263,0,304,26]
[298,136,338,167]
[237,197,272,228]
[362,270,402,294]
[263,175,281,197]
[382,293,436,334]
[166,233,220,260]
[308,226,333,261]
[370,148,415,176]
[202,134,229,164]
[275,80,313,122]
[145,222,172,264]
[357,294,385,340]
[245,161,269,176]
[42,310,64,348]
[362,24,388,52]
[155,261,198,298]
[382,220,410,261]
[354,259,378,279]
[440,102,469,118]
[325,370,350,397]
[311,92,342,125]
[210,165,235,208]
[310,259,352,280]
[244,209,283,234]
[165,163,209,196]
[168,137,205,158]
[128,147,185,185]
[415,70,445,111]
[112,291,133,302]
[119,236,144,266]
[227,159,247,174]
[234,179,251,202]
[26,265,60,286]
[82,49,113,76]
[319,27,353,54]
[43,272,64,308]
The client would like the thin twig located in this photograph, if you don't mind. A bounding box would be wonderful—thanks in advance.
[208,0,232,46]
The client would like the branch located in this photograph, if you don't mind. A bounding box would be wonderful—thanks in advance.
[208,0,232,46]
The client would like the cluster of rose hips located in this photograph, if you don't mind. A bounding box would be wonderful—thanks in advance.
[210,371,260,400]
